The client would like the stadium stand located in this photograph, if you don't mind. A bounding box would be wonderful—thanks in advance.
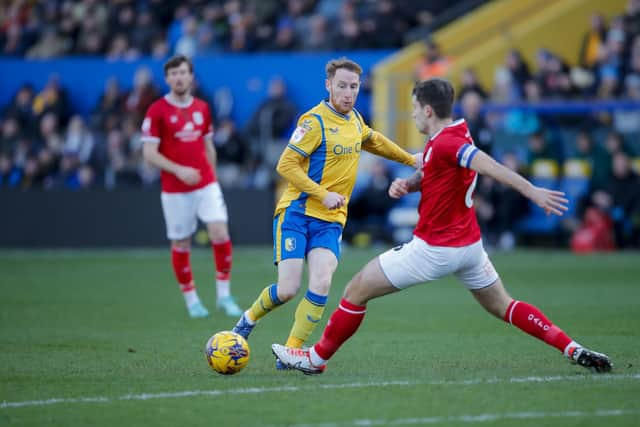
[0,0,638,248]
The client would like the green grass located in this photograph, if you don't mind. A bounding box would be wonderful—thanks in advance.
[1,248,639,426]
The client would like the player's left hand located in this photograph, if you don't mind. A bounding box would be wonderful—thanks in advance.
[531,187,569,216]
[389,178,409,199]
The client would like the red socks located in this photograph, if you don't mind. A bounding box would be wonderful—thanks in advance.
[312,298,573,364]
[504,300,572,353]
[212,240,232,281]
[314,299,367,361]
[171,247,194,292]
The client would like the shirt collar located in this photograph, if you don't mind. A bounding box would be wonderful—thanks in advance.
[323,100,351,121]
[164,94,194,108]
[429,118,465,141]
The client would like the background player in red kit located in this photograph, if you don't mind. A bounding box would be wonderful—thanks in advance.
[273,78,613,374]
[141,55,241,318]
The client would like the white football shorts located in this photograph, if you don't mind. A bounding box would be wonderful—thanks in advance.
[160,182,228,240]
[378,236,499,290]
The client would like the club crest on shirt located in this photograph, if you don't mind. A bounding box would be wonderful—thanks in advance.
[290,126,307,144]
[301,119,313,132]
[170,115,178,123]
[192,111,203,125]
[285,237,296,251]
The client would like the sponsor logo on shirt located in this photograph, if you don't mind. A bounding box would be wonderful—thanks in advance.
[333,142,361,155]
[175,122,202,142]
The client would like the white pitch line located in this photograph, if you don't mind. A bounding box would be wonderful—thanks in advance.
[285,409,640,427]
[1,373,639,409]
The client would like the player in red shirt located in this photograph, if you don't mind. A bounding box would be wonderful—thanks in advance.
[272,78,612,374]
[141,55,241,319]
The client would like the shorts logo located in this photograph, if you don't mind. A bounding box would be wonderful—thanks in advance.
[192,111,203,125]
[285,237,296,252]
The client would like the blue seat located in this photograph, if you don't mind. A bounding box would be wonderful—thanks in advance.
[560,176,590,218]
[516,177,561,234]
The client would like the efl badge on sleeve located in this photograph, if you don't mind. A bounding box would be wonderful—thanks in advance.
[290,126,307,144]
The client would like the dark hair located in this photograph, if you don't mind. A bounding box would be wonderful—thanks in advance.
[163,54,193,75]
[325,57,363,79]
[412,78,454,119]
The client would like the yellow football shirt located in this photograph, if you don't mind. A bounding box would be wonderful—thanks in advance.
[275,100,414,226]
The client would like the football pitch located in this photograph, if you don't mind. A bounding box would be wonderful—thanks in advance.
[1,247,639,426]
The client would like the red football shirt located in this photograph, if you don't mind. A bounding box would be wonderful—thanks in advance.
[413,119,482,247]
[141,95,216,193]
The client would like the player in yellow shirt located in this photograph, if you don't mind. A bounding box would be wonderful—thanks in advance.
[233,58,420,368]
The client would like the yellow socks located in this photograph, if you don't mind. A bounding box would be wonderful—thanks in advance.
[248,284,283,322]
[286,290,327,348]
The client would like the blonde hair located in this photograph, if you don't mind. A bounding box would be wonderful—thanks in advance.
[325,57,363,79]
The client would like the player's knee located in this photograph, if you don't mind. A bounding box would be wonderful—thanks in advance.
[208,225,229,243]
[275,280,301,302]
[309,271,332,295]
[172,239,191,250]
[277,287,298,302]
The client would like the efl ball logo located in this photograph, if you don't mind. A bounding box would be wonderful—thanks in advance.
[205,331,250,375]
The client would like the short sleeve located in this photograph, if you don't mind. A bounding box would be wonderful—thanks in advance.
[141,103,161,144]
[286,114,322,157]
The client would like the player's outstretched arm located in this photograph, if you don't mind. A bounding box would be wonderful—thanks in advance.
[388,170,423,199]
[362,131,421,168]
[469,150,568,216]
[276,148,345,209]
[142,142,201,185]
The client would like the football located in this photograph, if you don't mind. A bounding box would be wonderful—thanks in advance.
[205,331,250,375]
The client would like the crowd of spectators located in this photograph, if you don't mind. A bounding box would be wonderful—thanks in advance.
[345,2,640,249]
[0,0,638,248]
[0,0,456,58]
[408,1,640,249]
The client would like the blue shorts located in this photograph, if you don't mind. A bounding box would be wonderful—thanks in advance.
[273,208,343,264]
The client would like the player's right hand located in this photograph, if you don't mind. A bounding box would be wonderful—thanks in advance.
[176,166,201,185]
[389,178,409,199]
[322,192,346,210]
[530,186,569,216]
